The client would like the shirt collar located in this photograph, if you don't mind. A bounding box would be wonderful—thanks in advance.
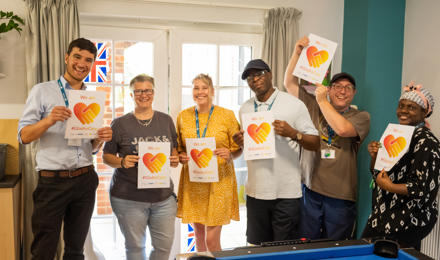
[60,75,87,90]
[255,88,278,106]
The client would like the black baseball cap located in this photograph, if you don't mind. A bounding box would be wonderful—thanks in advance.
[241,59,271,80]
[330,72,356,88]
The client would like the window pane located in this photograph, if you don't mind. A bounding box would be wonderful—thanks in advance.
[115,41,154,84]
[217,87,252,119]
[84,41,112,84]
[181,87,194,110]
[182,44,217,85]
[219,45,251,87]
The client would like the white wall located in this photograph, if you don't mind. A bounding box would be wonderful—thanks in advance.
[402,0,440,137]
[0,0,27,118]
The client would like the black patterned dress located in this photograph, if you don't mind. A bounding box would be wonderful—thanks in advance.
[362,126,440,247]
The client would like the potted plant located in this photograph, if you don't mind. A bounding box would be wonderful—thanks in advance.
[0,10,25,35]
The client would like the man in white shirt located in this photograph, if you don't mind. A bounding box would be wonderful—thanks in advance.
[233,59,319,245]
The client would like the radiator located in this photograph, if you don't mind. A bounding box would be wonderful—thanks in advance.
[421,191,440,259]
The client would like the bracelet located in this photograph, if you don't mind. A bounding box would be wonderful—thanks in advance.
[121,156,126,169]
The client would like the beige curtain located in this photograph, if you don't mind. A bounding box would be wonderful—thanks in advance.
[262,7,301,91]
[21,0,79,259]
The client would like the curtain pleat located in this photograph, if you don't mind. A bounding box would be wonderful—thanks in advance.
[262,7,301,91]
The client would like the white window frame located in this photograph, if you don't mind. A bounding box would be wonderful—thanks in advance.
[81,25,169,114]
[169,29,262,119]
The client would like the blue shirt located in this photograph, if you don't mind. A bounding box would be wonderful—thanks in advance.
[18,76,94,171]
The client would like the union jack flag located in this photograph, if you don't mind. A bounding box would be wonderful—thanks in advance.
[186,224,196,252]
[84,42,108,83]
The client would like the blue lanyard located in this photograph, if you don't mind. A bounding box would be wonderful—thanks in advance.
[253,91,278,112]
[326,107,350,145]
[195,105,214,138]
[57,78,69,107]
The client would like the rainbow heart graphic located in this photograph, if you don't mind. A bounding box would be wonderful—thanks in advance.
[383,135,407,158]
[74,102,101,125]
[143,153,167,173]
[306,46,329,68]
[247,122,271,144]
[190,148,213,168]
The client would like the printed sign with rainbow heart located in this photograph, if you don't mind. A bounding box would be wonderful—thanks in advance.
[293,33,337,84]
[186,137,219,182]
[374,123,415,171]
[242,111,275,161]
[138,142,171,188]
[65,90,106,139]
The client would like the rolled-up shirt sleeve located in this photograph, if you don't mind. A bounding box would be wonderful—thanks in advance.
[18,85,45,144]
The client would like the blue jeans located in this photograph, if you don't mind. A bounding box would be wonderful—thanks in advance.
[300,185,356,240]
[110,195,177,260]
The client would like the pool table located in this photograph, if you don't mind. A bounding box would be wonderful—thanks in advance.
[207,239,433,260]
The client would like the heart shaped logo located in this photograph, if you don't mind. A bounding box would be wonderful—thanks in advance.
[74,102,101,125]
[383,135,407,158]
[143,153,167,173]
[306,46,329,68]
[190,148,213,168]
[247,122,271,144]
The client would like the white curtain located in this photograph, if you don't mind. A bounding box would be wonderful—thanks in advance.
[262,7,301,91]
[21,0,104,259]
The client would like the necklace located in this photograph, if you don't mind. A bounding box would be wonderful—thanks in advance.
[134,112,154,128]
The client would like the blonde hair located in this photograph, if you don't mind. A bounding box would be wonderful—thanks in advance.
[192,73,213,88]
[129,74,155,90]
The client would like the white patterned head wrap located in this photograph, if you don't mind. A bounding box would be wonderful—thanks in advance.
[400,82,435,118]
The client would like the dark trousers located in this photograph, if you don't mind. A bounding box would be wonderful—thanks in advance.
[300,185,356,240]
[246,195,301,245]
[31,168,99,260]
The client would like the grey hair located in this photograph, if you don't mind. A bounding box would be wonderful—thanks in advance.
[129,74,155,90]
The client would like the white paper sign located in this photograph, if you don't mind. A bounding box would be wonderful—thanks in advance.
[65,90,106,139]
[293,33,338,84]
[242,111,275,160]
[374,123,415,171]
[186,137,219,182]
[138,142,171,189]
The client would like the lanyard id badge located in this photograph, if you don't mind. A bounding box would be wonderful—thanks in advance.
[58,78,81,147]
[321,146,335,159]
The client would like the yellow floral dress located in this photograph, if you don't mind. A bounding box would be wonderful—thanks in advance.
[176,106,240,226]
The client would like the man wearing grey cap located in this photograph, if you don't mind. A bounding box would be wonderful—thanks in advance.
[284,36,370,240]
[232,59,320,245]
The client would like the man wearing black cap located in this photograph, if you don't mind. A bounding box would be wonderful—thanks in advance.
[284,36,370,240]
[233,59,320,245]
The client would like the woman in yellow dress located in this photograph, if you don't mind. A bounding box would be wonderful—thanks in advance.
[177,74,242,252]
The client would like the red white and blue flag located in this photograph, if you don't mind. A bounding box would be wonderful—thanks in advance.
[84,42,108,83]
[186,224,196,252]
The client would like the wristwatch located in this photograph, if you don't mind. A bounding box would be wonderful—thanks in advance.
[295,132,303,141]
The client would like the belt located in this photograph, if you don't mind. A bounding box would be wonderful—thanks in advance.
[39,165,94,178]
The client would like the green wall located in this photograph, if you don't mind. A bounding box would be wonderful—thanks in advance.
[342,0,406,237]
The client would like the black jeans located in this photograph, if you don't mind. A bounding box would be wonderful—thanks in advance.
[31,167,99,260]
[246,195,301,245]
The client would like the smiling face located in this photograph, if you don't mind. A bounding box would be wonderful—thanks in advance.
[328,79,356,112]
[131,81,155,110]
[64,47,95,84]
[193,79,214,107]
[396,99,426,126]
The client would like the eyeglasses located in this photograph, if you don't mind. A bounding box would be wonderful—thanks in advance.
[133,89,154,95]
[331,83,354,92]
[246,70,268,82]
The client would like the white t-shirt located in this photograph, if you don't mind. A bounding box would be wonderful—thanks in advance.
[239,89,318,200]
